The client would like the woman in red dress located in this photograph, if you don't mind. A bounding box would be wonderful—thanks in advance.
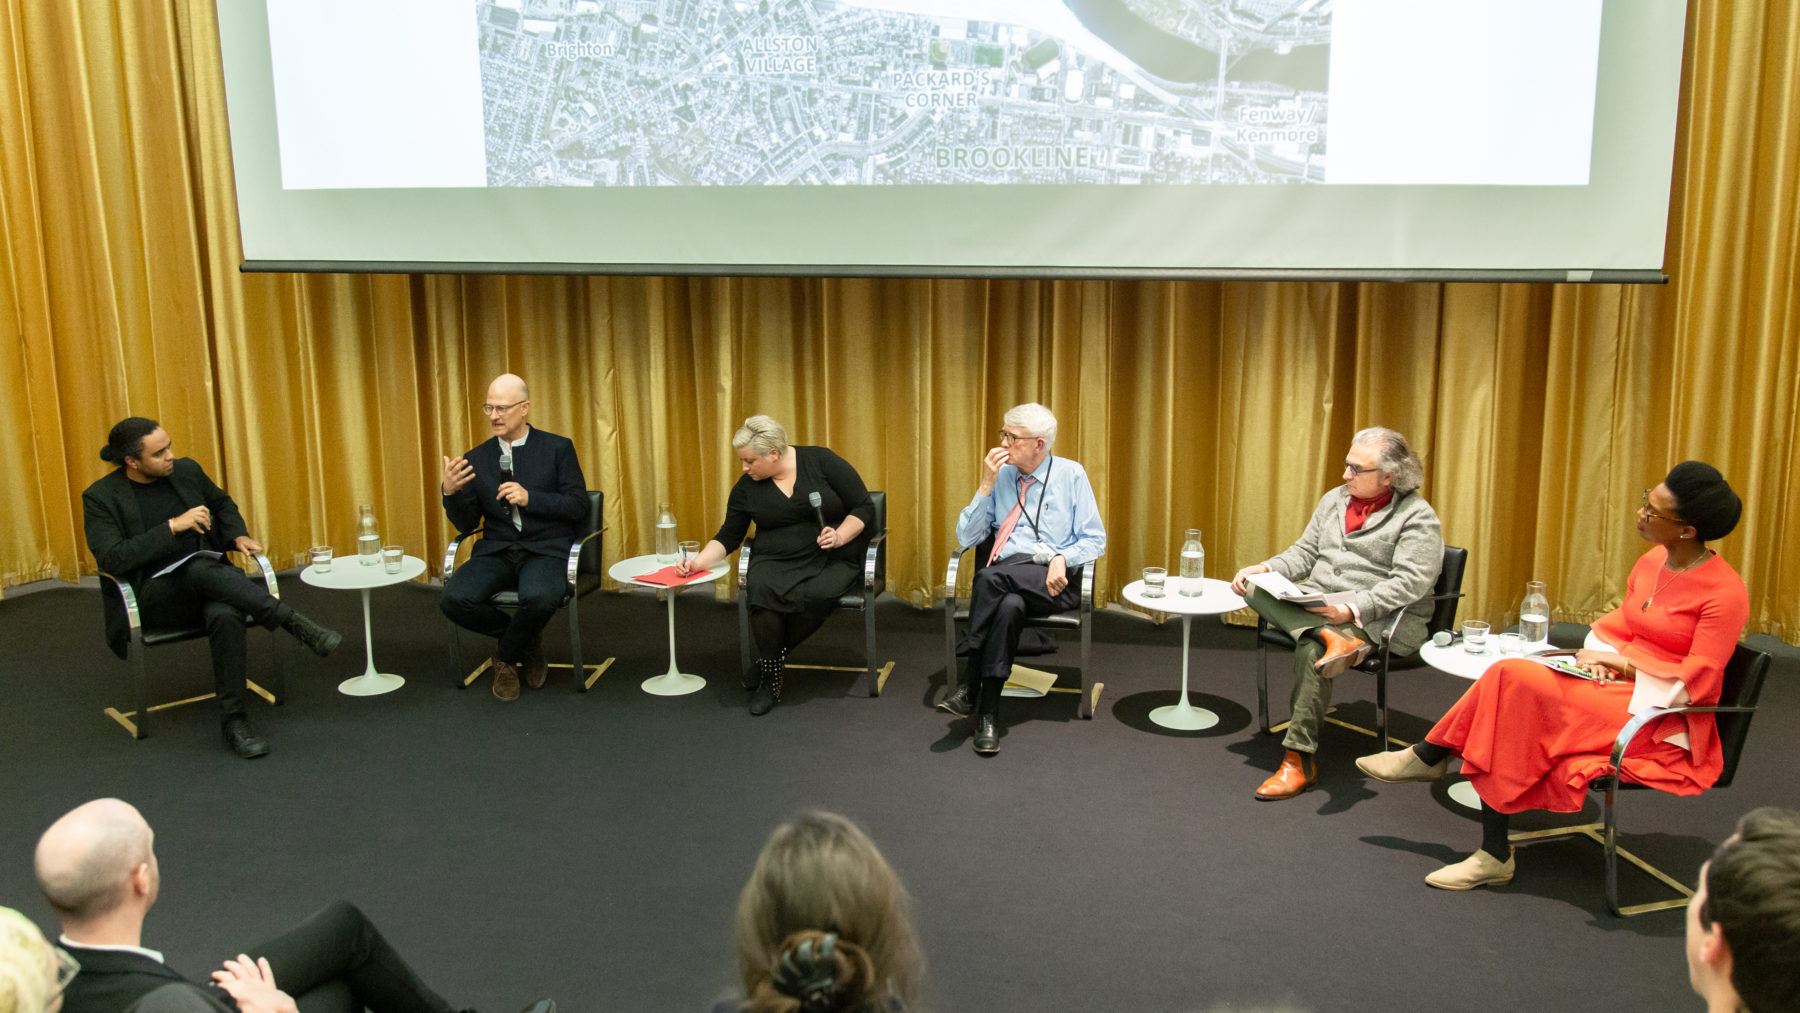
[1355,461,1748,890]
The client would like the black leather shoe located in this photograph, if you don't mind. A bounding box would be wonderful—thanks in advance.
[936,683,973,718]
[222,718,270,759]
[282,612,342,658]
[973,714,1000,755]
[749,682,776,716]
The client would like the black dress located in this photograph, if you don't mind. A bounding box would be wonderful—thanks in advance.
[712,446,875,613]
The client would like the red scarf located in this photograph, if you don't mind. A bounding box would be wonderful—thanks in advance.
[1345,488,1394,534]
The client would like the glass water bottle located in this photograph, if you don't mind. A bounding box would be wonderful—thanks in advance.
[356,504,381,566]
[655,501,678,563]
[1179,528,1205,596]
[1519,580,1550,645]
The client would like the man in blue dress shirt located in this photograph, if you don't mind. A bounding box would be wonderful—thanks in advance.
[941,403,1106,754]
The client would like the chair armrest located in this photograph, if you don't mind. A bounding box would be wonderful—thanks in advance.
[98,570,145,639]
[444,528,485,580]
[863,529,886,592]
[1078,556,1098,613]
[944,545,972,604]
[1610,703,1759,769]
[738,537,755,590]
[567,529,602,589]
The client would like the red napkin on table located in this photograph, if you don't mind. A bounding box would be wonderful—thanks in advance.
[631,565,709,587]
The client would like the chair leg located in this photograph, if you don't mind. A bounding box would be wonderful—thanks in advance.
[864,598,880,697]
[738,591,754,690]
[1375,663,1388,746]
[268,628,286,706]
[130,645,149,739]
[1077,614,1093,719]
[1603,777,1621,916]
[943,598,958,703]
[446,617,467,687]
[1256,643,1272,734]
[568,596,585,693]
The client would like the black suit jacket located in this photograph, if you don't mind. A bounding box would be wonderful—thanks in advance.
[443,428,587,559]
[82,459,251,659]
[61,946,236,1013]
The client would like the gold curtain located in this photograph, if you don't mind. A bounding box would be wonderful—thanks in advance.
[2,1,1796,639]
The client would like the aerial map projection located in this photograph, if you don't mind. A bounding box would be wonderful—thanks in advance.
[476,0,1331,186]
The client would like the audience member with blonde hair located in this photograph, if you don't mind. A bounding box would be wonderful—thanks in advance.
[678,416,876,715]
[0,906,74,1013]
[717,811,924,1013]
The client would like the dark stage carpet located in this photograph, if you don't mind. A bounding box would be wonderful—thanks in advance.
[1,579,1793,1013]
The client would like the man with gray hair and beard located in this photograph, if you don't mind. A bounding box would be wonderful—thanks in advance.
[35,798,553,1013]
[942,403,1105,755]
[1230,427,1443,800]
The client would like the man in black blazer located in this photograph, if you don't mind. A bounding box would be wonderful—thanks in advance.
[440,374,589,701]
[82,418,342,758]
[36,798,554,1013]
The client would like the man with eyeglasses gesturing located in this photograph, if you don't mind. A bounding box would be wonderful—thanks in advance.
[942,403,1105,755]
[440,374,588,700]
[1229,427,1443,801]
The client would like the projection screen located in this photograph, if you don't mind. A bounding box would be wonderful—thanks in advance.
[214,0,1689,280]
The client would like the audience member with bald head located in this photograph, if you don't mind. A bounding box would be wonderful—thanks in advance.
[440,373,590,700]
[35,799,554,1013]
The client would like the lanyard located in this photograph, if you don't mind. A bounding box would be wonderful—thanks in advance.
[1020,456,1053,543]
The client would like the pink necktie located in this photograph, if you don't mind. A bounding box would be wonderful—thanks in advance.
[988,475,1037,564]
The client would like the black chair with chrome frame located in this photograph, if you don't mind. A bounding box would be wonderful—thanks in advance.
[941,535,1101,718]
[1508,642,1770,916]
[1254,544,1468,748]
[442,489,611,691]
[96,552,285,739]
[736,491,892,697]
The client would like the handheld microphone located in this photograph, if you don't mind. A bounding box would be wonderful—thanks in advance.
[809,491,826,530]
[1432,630,1455,647]
[499,445,515,483]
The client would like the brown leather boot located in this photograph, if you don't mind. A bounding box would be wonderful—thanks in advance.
[523,635,548,689]
[1314,628,1371,679]
[1254,750,1318,800]
[492,657,521,701]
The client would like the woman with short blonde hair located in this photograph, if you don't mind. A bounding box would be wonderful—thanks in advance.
[680,416,876,715]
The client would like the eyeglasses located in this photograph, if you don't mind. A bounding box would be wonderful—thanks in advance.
[1343,460,1382,476]
[481,401,527,417]
[1641,488,1684,524]
[998,430,1038,445]
[51,946,80,997]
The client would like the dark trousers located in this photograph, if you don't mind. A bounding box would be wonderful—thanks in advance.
[440,547,566,663]
[253,901,460,1013]
[958,556,1083,689]
[747,605,833,662]
[137,557,287,721]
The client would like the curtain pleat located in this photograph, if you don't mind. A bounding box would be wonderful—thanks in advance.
[2,1,1796,640]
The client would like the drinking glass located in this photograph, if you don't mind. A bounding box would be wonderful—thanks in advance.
[309,545,333,573]
[1142,567,1167,598]
[381,545,404,574]
[677,540,700,570]
[1462,620,1490,654]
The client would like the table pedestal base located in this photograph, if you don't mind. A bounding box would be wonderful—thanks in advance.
[337,588,405,696]
[1150,700,1220,731]
[642,671,705,696]
[339,673,405,696]
[1447,778,1482,810]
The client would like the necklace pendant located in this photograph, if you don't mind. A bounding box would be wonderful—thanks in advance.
[1641,597,1652,612]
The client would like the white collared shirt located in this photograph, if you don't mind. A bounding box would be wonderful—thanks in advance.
[61,934,166,964]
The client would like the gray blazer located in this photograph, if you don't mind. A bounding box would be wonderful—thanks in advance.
[1265,487,1444,653]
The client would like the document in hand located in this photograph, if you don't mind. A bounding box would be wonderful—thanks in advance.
[1523,653,1606,682]
[1245,571,1357,608]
